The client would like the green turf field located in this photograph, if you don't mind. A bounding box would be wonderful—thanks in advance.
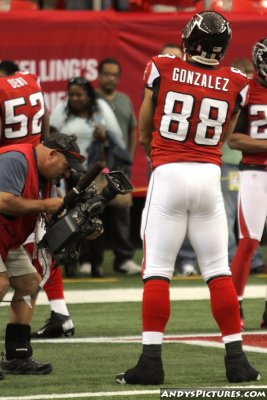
[0,250,266,400]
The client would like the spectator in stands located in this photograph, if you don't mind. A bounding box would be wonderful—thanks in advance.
[64,0,129,10]
[50,76,126,277]
[65,0,90,9]
[102,0,129,10]
[95,58,141,275]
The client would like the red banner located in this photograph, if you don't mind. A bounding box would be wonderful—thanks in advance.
[0,10,266,195]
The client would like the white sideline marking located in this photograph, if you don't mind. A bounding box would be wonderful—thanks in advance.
[2,284,266,306]
[31,330,267,343]
[31,331,267,353]
[1,387,267,400]
[0,390,160,400]
[176,340,267,354]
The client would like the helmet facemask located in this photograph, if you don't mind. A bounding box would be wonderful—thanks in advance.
[252,39,267,84]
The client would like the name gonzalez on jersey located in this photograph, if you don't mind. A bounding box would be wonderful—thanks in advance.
[172,68,229,92]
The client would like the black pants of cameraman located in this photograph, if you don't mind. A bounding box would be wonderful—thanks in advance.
[79,204,134,276]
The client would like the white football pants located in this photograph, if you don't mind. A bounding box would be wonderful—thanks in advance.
[141,162,230,282]
[238,169,267,241]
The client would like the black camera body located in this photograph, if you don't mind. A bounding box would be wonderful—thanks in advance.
[40,167,134,266]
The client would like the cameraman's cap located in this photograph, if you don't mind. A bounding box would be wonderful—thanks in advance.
[43,132,86,172]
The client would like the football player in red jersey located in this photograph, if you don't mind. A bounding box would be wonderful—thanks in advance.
[116,11,260,385]
[0,64,49,146]
[229,38,267,330]
[0,61,75,340]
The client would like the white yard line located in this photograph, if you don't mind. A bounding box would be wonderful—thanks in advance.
[31,330,267,344]
[0,390,160,400]
[1,387,267,400]
[31,332,267,354]
[1,284,265,306]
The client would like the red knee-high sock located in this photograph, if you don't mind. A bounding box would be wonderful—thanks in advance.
[142,280,170,332]
[33,260,65,300]
[43,267,64,300]
[231,238,259,297]
[23,242,34,258]
[208,277,240,336]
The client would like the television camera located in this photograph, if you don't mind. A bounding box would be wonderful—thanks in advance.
[39,162,134,266]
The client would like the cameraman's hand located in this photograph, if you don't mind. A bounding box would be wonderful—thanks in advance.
[93,125,106,143]
[85,218,104,240]
[86,227,104,240]
[42,198,64,214]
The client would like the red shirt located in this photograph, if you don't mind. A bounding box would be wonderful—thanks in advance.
[0,71,45,147]
[239,79,267,166]
[143,55,249,168]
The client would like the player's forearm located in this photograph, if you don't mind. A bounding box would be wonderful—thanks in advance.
[139,131,152,156]
[139,115,153,156]
[223,111,240,143]
[139,88,154,157]
[228,133,267,153]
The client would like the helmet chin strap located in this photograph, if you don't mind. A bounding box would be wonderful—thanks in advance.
[191,55,220,65]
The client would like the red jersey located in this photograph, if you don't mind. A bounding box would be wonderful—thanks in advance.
[143,55,249,167]
[0,144,39,260]
[238,79,267,166]
[0,71,45,147]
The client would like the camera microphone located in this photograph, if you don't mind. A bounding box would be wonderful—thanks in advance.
[75,161,104,193]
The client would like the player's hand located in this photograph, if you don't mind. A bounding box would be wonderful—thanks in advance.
[42,198,64,214]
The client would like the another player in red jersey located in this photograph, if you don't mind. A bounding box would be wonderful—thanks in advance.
[0,61,75,338]
[229,38,267,330]
[116,11,260,385]
[0,68,49,146]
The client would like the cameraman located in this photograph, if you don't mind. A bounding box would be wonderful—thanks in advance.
[0,133,85,378]
[0,60,77,339]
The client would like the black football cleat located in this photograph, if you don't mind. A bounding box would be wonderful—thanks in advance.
[31,311,75,338]
[116,355,164,385]
[0,357,52,375]
[225,352,261,383]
